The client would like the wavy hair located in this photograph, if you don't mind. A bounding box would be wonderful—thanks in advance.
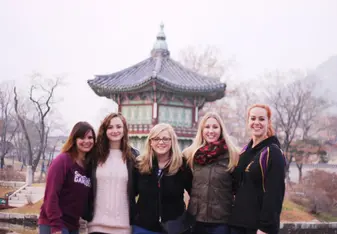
[96,113,133,165]
[183,112,239,171]
[137,123,182,175]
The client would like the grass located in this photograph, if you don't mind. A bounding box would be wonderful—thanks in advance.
[1,228,38,234]
[281,199,337,222]
[31,183,45,187]
[1,199,43,214]
[0,187,15,198]
[314,212,337,222]
[281,199,317,222]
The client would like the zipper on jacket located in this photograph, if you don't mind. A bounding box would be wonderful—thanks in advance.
[157,169,165,223]
[206,164,213,222]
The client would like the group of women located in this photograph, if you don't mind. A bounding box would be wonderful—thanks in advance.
[38,104,286,234]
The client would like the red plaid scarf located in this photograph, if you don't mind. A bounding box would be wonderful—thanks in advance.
[194,139,228,165]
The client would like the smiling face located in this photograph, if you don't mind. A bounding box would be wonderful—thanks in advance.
[76,130,94,154]
[106,117,124,143]
[150,130,172,158]
[202,117,222,144]
[248,107,269,138]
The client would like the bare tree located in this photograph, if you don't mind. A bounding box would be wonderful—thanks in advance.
[12,126,27,168]
[289,139,324,182]
[14,87,34,168]
[178,45,236,80]
[263,70,333,183]
[229,83,260,146]
[325,116,337,141]
[0,81,18,169]
[299,81,333,139]
[13,74,61,181]
[263,71,312,180]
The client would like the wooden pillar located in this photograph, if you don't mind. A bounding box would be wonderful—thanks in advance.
[152,81,158,125]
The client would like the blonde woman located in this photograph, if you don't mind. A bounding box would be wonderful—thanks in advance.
[183,112,239,234]
[132,123,193,234]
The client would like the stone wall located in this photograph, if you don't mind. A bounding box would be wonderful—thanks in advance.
[280,222,337,234]
[0,181,25,188]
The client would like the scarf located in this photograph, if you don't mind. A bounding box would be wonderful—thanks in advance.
[194,139,228,165]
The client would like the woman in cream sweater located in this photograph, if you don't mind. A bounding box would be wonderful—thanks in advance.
[85,113,139,234]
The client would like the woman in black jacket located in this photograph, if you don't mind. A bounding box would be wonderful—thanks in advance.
[132,123,193,234]
[230,104,286,234]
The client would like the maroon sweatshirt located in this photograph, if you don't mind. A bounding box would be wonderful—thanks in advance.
[38,153,91,233]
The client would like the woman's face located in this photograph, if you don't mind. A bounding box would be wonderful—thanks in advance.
[150,130,172,158]
[202,117,221,143]
[248,107,269,138]
[106,117,124,143]
[76,130,95,154]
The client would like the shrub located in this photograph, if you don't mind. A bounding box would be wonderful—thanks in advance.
[290,169,337,215]
[0,166,25,181]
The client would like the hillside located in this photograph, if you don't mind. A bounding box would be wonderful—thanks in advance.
[309,55,337,112]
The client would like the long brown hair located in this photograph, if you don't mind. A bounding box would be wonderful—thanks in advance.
[61,121,96,161]
[96,113,133,164]
[247,104,275,137]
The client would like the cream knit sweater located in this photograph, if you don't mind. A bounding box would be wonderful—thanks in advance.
[88,149,130,234]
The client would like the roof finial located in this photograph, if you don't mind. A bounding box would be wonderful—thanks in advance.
[151,22,169,57]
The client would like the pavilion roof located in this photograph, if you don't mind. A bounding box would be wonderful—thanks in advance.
[88,23,226,102]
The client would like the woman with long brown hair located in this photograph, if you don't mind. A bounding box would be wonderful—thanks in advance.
[86,113,139,234]
[230,104,286,234]
[38,121,96,234]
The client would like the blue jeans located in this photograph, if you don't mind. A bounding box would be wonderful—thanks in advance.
[192,222,230,234]
[132,225,162,234]
[39,224,79,234]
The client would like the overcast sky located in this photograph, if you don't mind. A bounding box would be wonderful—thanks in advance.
[1,0,336,132]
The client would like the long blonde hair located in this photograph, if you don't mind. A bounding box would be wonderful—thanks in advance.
[137,123,183,175]
[183,112,239,171]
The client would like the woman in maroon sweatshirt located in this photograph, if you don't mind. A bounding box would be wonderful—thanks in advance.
[38,121,96,234]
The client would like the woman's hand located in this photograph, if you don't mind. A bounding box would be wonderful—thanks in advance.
[257,230,267,234]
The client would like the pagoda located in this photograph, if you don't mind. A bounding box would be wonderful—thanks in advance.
[88,24,226,150]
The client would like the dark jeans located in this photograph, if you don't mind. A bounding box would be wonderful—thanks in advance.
[231,226,279,234]
[132,225,162,234]
[192,222,230,234]
[39,225,79,234]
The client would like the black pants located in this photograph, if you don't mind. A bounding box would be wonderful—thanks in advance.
[231,226,279,234]
[230,226,257,234]
[191,222,230,234]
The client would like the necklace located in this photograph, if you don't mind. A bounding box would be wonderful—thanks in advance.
[158,157,170,169]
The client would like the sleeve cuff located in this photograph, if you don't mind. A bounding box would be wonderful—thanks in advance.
[258,225,271,233]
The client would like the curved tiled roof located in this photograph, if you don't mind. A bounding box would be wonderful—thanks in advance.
[88,56,226,101]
